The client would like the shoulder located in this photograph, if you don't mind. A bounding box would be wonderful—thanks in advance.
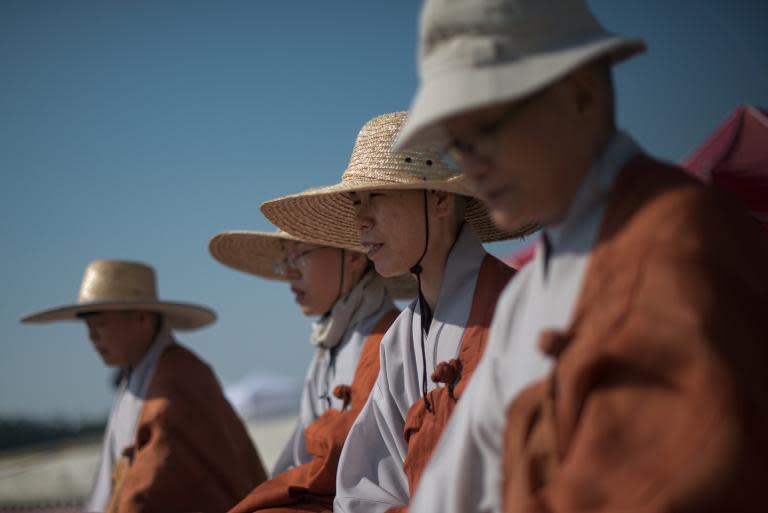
[369,306,415,394]
[482,253,516,280]
[378,304,414,354]
[143,343,226,420]
[344,304,400,349]
[607,154,768,260]
[496,265,531,314]
[153,344,217,389]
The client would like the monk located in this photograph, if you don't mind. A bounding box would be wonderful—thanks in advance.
[21,259,266,513]
[209,227,406,512]
[396,1,768,512]
[261,111,534,512]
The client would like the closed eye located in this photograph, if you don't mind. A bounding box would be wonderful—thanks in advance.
[344,192,361,206]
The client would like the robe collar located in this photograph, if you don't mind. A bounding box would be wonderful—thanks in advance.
[417,223,486,330]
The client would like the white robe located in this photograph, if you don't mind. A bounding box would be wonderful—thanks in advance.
[83,328,174,512]
[334,225,487,513]
[272,295,397,475]
[409,132,641,513]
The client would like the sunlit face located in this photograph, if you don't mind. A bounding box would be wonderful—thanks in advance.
[281,242,344,316]
[443,79,588,228]
[83,311,156,367]
[350,189,426,278]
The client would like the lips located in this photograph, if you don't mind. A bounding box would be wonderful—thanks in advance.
[291,286,305,303]
[362,242,383,258]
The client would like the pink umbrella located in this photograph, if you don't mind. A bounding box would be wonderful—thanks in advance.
[682,105,768,234]
[503,239,538,271]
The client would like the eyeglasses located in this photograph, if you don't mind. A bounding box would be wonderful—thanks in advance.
[272,247,325,277]
[440,92,541,170]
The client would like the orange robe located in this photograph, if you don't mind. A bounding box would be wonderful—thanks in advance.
[502,155,768,512]
[227,309,400,513]
[107,344,267,513]
[387,255,514,513]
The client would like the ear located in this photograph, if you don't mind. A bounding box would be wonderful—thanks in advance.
[564,65,601,117]
[430,190,454,220]
[135,311,151,325]
[136,310,160,328]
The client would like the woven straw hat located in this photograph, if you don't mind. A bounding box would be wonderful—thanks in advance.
[261,111,537,251]
[21,260,216,331]
[209,229,416,299]
[395,0,646,150]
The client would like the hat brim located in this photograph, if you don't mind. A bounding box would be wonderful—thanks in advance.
[261,177,538,251]
[209,230,301,282]
[395,33,646,151]
[21,301,216,331]
[209,230,417,300]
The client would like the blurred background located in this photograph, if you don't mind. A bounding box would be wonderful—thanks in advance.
[1,0,767,508]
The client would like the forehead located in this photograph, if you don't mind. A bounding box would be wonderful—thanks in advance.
[82,310,139,325]
[283,240,323,253]
[442,102,514,136]
[347,189,422,202]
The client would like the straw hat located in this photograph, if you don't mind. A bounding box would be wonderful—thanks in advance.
[395,0,646,150]
[209,229,416,299]
[261,111,538,251]
[21,260,216,331]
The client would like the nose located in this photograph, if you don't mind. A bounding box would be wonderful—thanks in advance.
[460,158,491,183]
[353,204,373,232]
[87,326,100,344]
[284,266,301,280]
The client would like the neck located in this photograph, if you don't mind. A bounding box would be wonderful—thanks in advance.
[549,126,617,225]
[128,330,159,367]
[416,224,461,313]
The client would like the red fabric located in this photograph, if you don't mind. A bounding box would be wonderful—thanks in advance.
[387,255,515,513]
[227,309,400,513]
[682,105,768,234]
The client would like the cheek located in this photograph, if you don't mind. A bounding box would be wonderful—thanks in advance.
[98,329,120,349]
[378,201,417,241]
[490,208,525,233]
[383,219,423,269]
[498,129,560,191]
[303,261,339,300]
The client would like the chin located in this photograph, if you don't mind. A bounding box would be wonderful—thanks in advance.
[372,260,405,279]
[491,208,528,233]
[299,305,318,316]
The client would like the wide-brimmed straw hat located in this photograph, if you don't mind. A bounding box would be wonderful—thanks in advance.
[261,111,537,250]
[21,260,216,331]
[395,0,646,150]
[208,229,416,299]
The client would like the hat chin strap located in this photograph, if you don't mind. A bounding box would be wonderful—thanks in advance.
[410,190,432,412]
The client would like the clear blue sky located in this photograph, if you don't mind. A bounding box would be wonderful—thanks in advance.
[2,0,766,420]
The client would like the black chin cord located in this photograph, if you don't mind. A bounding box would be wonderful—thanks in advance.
[410,190,432,412]
[337,249,346,304]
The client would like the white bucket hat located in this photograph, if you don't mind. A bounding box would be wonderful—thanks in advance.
[261,111,538,249]
[208,229,416,299]
[21,260,216,331]
[395,0,646,150]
